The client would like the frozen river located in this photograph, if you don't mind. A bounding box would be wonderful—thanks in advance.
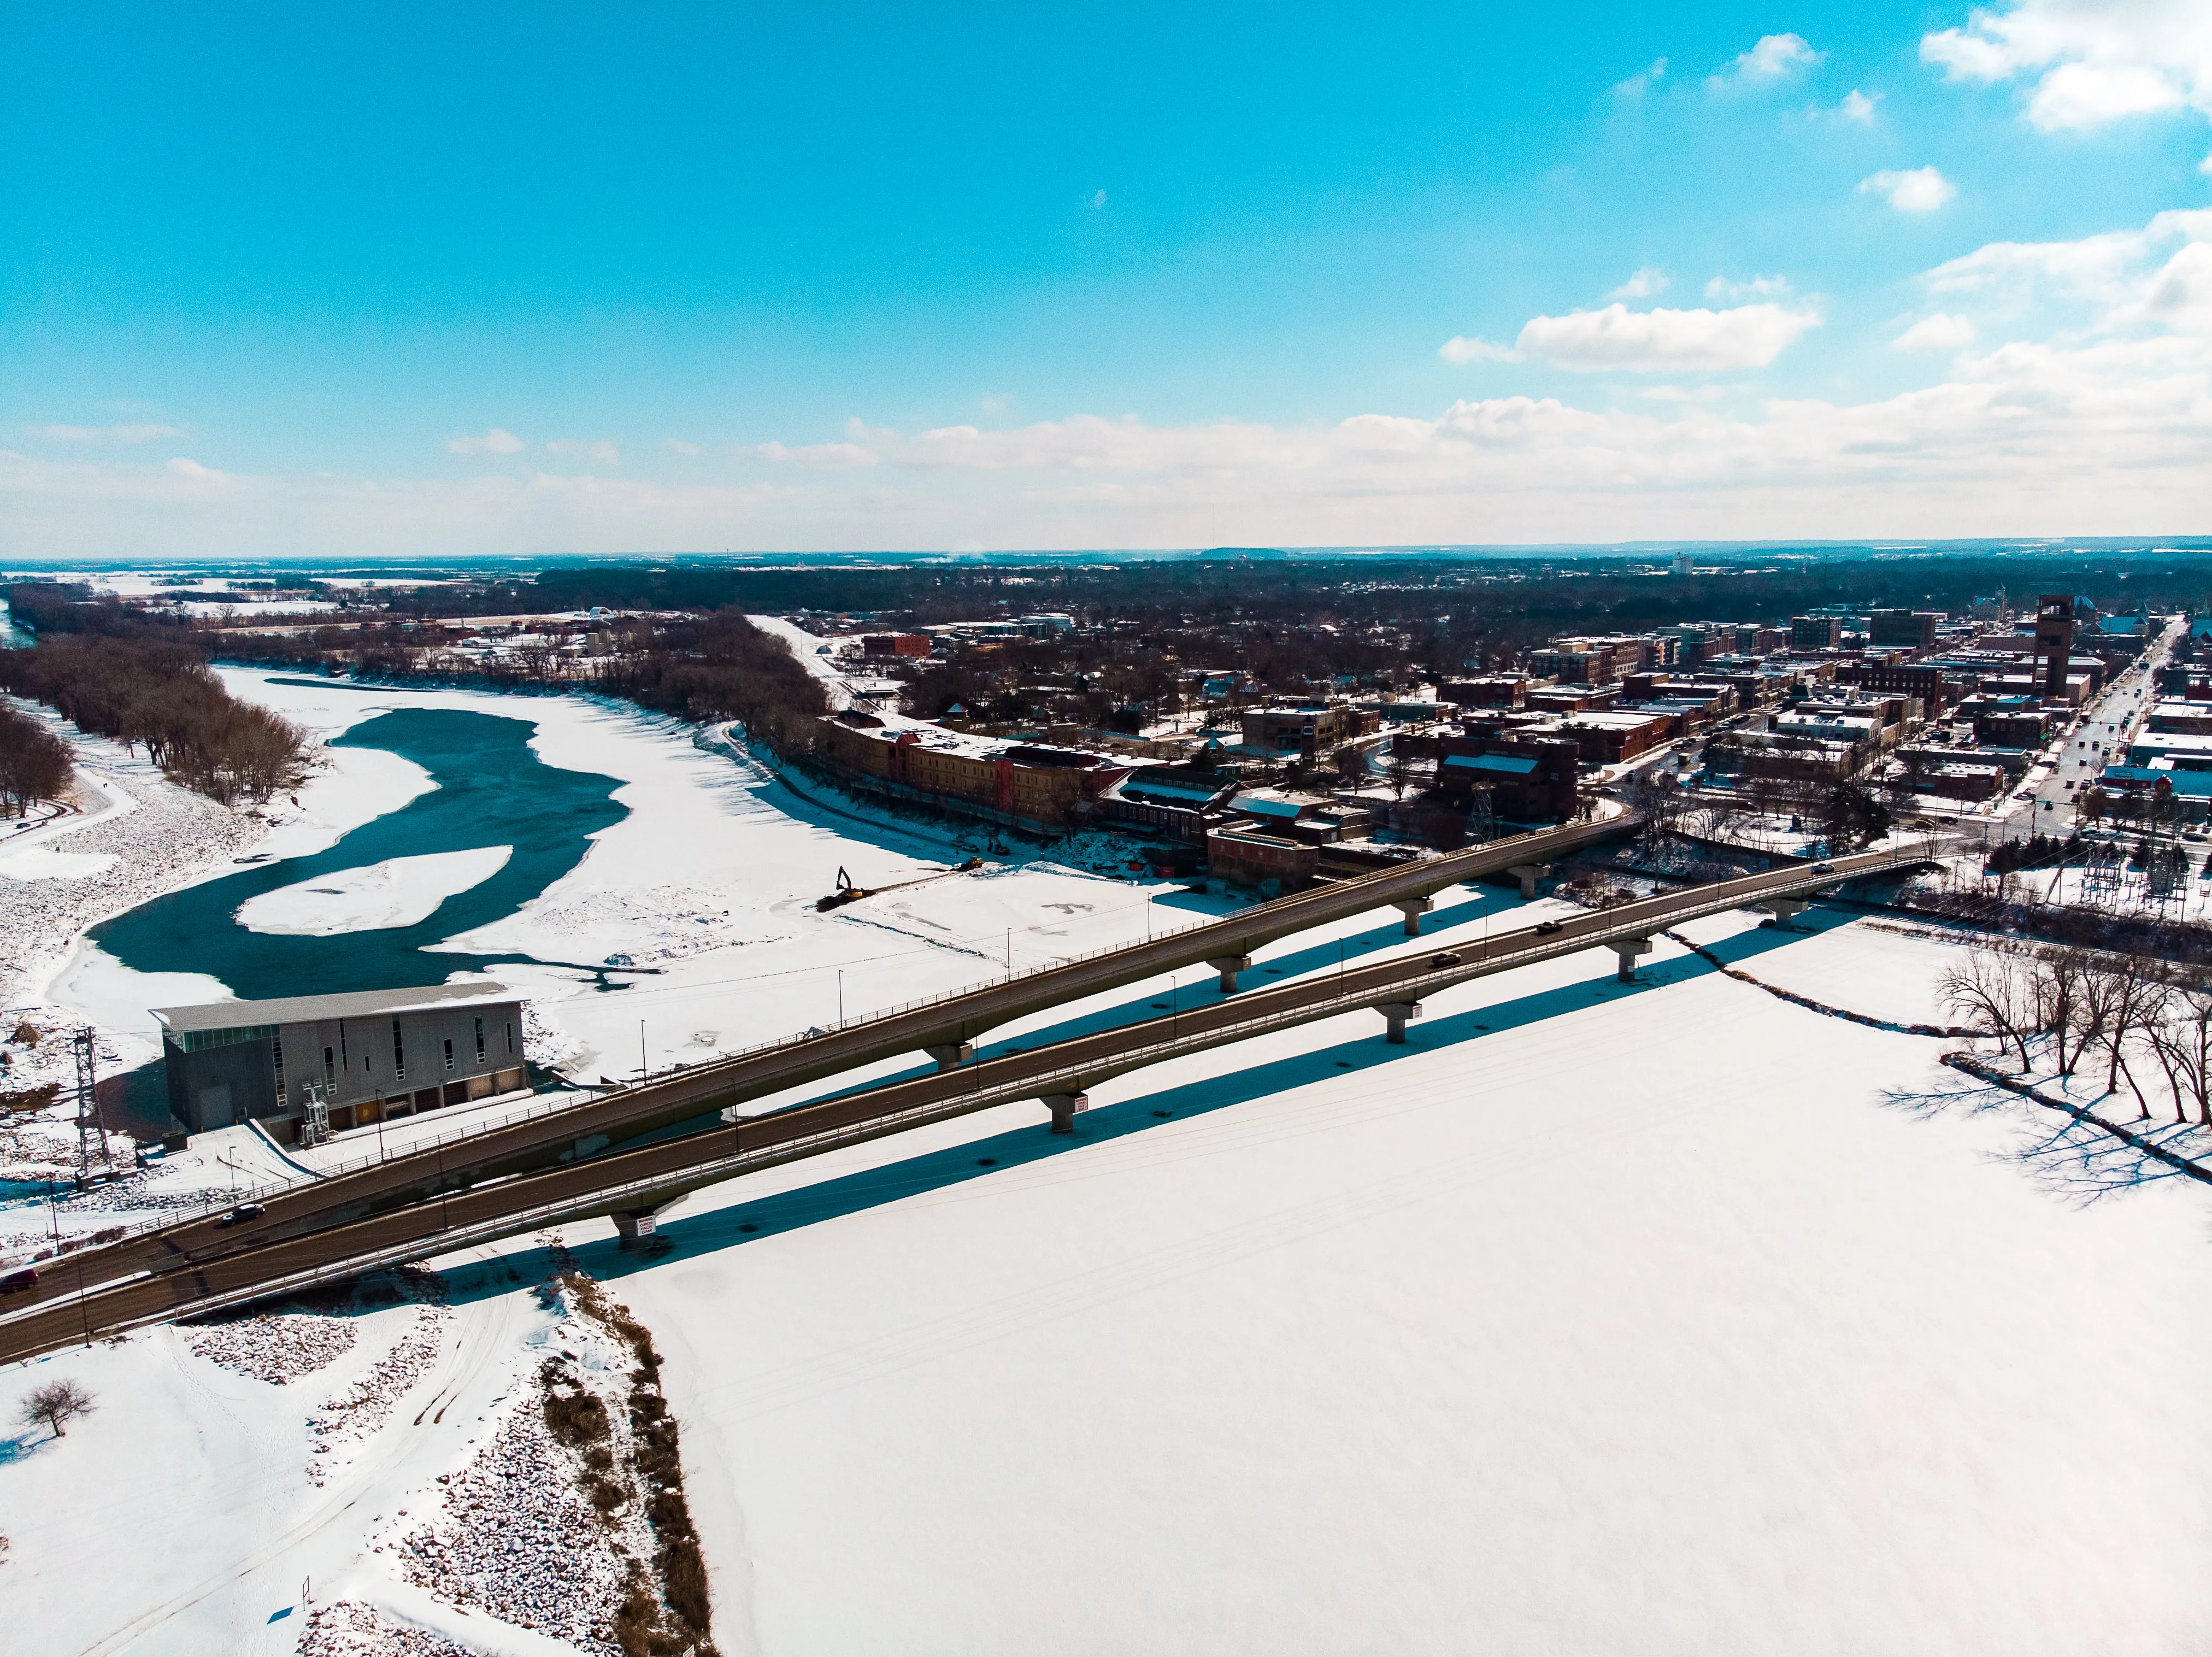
[92,700,628,998]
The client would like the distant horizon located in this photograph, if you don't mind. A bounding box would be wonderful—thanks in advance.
[8,535,2212,577]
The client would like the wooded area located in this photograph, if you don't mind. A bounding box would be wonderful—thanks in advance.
[0,701,74,818]
[0,636,308,804]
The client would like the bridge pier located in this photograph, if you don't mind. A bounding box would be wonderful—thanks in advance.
[923,1040,975,1071]
[1609,937,1652,982]
[1205,954,1253,993]
[611,1195,689,1249]
[1378,1001,1423,1044]
[1392,896,1436,937]
[1507,862,1551,900]
[1759,896,1810,931]
[1044,1091,1090,1133]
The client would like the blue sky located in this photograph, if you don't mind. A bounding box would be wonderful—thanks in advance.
[3,2,2208,554]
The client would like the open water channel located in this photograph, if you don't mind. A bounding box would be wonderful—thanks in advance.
[93,698,628,1000]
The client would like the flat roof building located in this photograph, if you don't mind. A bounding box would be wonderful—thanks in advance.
[154,979,527,1141]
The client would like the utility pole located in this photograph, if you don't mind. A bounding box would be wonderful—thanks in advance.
[639,1020,647,1083]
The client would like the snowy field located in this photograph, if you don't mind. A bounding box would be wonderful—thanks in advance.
[8,901,2210,1655]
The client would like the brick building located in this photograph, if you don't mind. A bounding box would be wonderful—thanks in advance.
[813,712,1119,832]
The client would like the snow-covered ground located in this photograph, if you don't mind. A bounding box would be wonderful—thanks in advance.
[13,902,2208,1655]
[569,908,2210,1657]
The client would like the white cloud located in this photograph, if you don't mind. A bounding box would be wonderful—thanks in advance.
[1439,335,1522,365]
[545,438,619,465]
[31,423,184,444]
[1921,1,2212,131]
[663,438,702,456]
[446,428,524,456]
[1711,33,1820,86]
[1613,57,1667,96]
[1090,189,1108,209]
[1609,266,1669,299]
[1893,313,1979,350]
[1704,274,1792,302]
[2129,238,2212,333]
[1838,88,1880,122]
[1514,302,1821,371]
[1923,207,2212,318]
[1859,166,1957,212]
[8,213,2209,554]
[2028,60,2187,126]
[8,325,2201,553]
[745,439,879,468]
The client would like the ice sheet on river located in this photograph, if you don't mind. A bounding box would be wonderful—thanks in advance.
[234,845,514,936]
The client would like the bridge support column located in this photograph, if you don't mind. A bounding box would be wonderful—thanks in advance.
[1609,937,1652,982]
[1507,863,1551,900]
[612,1195,688,1249]
[1205,955,1252,993]
[923,1040,975,1071]
[1393,896,1436,937]
[1760,897,1810,931]
[1044,1091,1090,1134]
[1379,1001,1423,1044]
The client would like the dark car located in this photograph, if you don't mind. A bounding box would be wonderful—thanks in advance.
[1429,951,1463,968]
[216,1203,267,1229]
[1535,920,1565,936]
[0,1266,37,1295]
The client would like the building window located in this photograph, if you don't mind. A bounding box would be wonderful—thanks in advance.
[272,1031,286,1098]
[323,1046,336,1087]
[338,1023,348,1071]
[393,1019,405,1081]
[443,1037,455,1071]
[474,1017,485,1063]
[506,1020,515,1055]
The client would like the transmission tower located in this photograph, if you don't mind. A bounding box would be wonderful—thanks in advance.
[73,1027,110,1177]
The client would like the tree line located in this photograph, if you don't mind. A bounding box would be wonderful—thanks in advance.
[1942,940,2212,1123]
[0,701,73,818]
[0,636,308,804]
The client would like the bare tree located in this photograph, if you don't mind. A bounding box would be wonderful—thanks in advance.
[19,1378,95,1438]
[1940,944,2033,1071]
[2028,947,2097,1077]
[2086,953,2168,1112]
[2145,977,2212,1126]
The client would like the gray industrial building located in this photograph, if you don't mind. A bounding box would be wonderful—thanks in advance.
[154,980,528,1140]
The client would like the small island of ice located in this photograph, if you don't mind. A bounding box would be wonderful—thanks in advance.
[233,845,513,937]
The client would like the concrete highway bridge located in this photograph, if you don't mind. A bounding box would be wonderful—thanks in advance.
[2,815,1629,1319]
[0,840,1933,1365]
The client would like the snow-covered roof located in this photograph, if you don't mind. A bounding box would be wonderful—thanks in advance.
[1446,753,1539,775]
[151,978,519,1033]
